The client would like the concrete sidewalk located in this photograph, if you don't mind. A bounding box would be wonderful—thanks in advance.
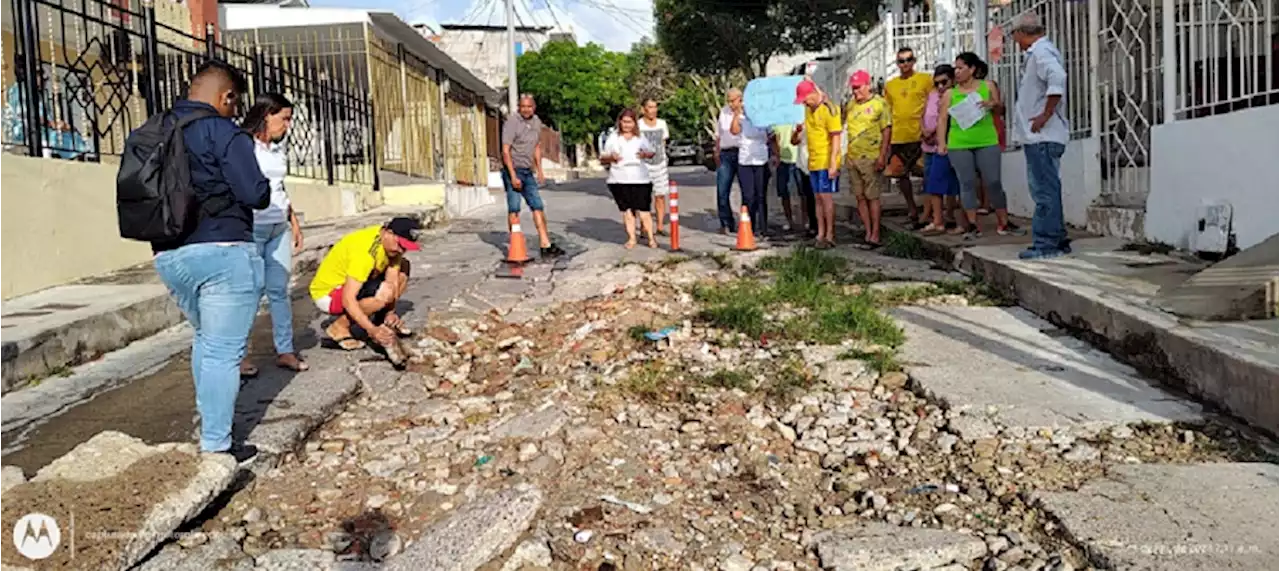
[1,206,445,394]
[877,210,1277,436]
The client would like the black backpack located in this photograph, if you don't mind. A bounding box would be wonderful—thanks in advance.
[116,108,229,242]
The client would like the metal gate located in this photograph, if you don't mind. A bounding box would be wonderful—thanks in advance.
[1096,0,1163,207]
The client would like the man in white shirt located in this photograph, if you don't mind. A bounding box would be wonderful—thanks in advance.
[1012,13,1071,260]
[713,88,745,234]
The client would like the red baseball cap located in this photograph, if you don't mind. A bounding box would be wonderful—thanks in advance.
[794,79,818,104]
[849,69,872,88]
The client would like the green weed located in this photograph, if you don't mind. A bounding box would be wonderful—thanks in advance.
[882,231,928,260]
[839,348,902,373]
[703,369,753,390]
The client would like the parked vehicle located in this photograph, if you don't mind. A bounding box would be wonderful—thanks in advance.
[666,139,699,165]
[701,140,716,171]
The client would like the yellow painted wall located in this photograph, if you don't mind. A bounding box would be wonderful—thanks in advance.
[1,156,153,299]
[1,156,383,300]
[381,183,445,208]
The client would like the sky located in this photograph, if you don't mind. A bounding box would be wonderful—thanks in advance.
[308,0,656,52]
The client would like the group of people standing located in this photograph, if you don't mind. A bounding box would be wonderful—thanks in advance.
[729,12,1069,259]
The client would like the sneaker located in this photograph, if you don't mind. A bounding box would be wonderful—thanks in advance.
[962,229,984,242]
[782,223,792,232]
[997,225,1027,236]
[213,443,259,465]
[540,244,566,258]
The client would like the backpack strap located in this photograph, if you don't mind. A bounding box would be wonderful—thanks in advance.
[170,107,236,220]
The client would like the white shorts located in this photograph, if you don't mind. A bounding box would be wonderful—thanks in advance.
[649,163,670,196]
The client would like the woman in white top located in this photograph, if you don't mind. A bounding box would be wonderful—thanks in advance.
[735,112,770,237]
[241,93,307,375]
[638,98,671,234]
[600,108,658,249]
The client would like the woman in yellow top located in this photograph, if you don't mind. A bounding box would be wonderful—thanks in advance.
[938,52,1025,241]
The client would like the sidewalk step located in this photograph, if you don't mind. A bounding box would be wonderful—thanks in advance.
[0,206,444,395]
[961,237,1279,436]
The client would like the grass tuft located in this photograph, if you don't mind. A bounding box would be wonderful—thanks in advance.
[881,231,929,260]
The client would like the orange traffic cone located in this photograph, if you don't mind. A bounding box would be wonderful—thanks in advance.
[734,205,757,251]
[505,213,531,263]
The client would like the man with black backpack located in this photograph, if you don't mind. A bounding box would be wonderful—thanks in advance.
[118,60,269,464]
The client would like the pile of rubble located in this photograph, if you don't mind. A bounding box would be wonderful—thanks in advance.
[174,254,1265,571]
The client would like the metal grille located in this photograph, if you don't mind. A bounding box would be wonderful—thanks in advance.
[1095,0,1161,204]
[2,0,374,186]
[1173,0,1279,118]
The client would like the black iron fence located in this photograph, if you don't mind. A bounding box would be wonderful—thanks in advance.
[3,0,377,187]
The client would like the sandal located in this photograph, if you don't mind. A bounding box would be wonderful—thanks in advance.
[322,336,367,351]
[394,324,414,338]
[276,353,309,372]
[239,361,259,379]
[921,224,945,236]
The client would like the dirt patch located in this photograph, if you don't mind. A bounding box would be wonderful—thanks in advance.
[1,450,199,570]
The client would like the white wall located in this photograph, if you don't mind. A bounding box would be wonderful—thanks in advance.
[1146,105,1280,250]
[1000,137,1101,227]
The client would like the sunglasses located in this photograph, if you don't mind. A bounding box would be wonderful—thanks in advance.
[897,57,916,64]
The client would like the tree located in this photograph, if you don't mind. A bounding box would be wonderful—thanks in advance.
[516,40,630,149]
[654,0,881,78]
[625,38,680,106]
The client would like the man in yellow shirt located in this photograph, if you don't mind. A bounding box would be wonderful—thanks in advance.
[791,78,842,248]
[310,217,420,352]
[843,70,892,247]
[884,47,934,226]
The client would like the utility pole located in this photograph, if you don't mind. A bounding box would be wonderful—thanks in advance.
[506,0,518,114]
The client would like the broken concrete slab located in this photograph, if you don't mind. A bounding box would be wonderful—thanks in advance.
[251,548,339,570]
[385,485,543,571]
[1033,463,1279,570]
[1155,233,1279,321]
[962,237,1278,436]
[233,352,362,470]
[6,431,236,571]
[801,346,875,391]
[1,465,24,493]
[894,306,1205,440]
[489,405,567,441]
[135,535,254,571]
[813,522,986,571]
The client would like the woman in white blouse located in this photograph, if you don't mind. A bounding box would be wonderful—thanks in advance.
[600,108,658,249]
[240,93,307,375]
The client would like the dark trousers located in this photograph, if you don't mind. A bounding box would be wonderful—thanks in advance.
[715,148,740,230]
[798,170,818,233]
[738,164,767,235]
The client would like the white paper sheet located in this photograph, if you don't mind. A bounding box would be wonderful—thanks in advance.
[950,92,986,131]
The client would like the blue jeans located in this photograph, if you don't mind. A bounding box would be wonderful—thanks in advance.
[254,223,294,355]
[1024,142,1067,252]
[739,164,767,235]
[502,167,545,213]
[715,148,740,230]
[154,242,263,452]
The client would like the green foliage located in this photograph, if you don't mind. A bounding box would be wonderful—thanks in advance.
[516,40,630,147]
[703,369,753,390]
[655,0,881,78]
[882,231,929,260]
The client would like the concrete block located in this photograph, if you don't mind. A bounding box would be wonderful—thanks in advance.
[814,522,986,571]
[1033,463,1279,570]
[963,238,1278,436]
[1155,233,1279,321]
[895,306,1204,439]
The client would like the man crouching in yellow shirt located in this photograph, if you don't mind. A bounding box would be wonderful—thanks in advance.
[309,217,420,353]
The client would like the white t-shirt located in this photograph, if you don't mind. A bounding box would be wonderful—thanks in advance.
[737,116,770,166]
[253,140,290,225]
[603,132,654,184]
[638,117,669,166]
[716,107,741,149]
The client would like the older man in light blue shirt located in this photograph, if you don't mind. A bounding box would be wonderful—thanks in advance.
[1012,13,1071,259]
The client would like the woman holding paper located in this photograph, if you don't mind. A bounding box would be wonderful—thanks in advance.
[600,108,658,249]
[937,52,1023,240]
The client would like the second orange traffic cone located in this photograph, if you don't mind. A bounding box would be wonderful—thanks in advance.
[734,205,756,251]
[505,213,531,263]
